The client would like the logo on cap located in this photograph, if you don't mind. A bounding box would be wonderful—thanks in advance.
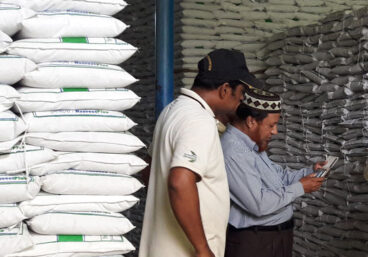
[206,55,212,71]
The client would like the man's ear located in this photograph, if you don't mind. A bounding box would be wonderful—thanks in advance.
[246,116,256,129]
[218,82,230,99]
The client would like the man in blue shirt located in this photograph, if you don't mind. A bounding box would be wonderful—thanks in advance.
[221,86,326,257]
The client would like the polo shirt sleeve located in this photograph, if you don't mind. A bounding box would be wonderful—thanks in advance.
[225,153,304,217]
[169,118,216,178]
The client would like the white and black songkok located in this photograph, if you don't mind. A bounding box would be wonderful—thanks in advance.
[243,85,281,113]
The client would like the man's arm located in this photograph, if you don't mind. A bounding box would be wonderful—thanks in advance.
[275,160,327,185]
[274,163,313,185]
[168,167,215,257]
[226,155,326,217]
[226,156,304,217]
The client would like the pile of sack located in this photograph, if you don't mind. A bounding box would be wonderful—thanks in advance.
[175,0,368,88]
[264,7,368,257]
[0,0,147,256]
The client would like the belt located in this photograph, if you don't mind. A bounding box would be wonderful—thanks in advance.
[230,219,294,232]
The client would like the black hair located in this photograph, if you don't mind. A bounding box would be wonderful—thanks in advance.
[235,103,268,122]
[192,75,242,91]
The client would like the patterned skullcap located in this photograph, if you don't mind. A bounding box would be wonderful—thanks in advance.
[243,85,281,113]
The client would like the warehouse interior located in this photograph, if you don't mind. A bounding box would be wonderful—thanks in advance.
[0,0,368,256]
[127,0,368,256]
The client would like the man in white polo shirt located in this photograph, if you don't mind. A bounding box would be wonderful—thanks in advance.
[139,49,263,257]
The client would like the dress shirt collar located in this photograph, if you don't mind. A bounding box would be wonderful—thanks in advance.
[227,124,259,152]
[180,88,215,117]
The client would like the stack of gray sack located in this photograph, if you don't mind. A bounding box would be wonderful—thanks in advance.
[264,6,368,257]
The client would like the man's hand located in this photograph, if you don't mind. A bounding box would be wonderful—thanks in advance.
[195,247,215,257]
[300,173,324,193]
[313,161,327,172]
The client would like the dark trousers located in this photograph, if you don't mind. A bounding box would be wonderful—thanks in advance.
[225,225,293,257]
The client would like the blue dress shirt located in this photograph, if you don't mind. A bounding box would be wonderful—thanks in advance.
[221,125,314,228]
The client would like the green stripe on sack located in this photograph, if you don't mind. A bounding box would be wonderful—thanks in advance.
[61,37,88,43]
[58,235,83,242]
[62,88,89,92]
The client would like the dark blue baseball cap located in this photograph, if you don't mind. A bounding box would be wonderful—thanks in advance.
[197,48,264,89]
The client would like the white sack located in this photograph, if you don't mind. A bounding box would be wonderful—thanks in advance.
[0,84,19,111]
[180,40,215,48]
[0,3,34,36]
[269,0,295,4]
[7,233,134,257]
[20,11,128,38]
[0,175,41,204]
[30,152,147,176]
[0,55,36,85]
[16,88,140,112]
[0,144,56,174]
[296,0,324,6]
[0,204,26,228]
[20,193,139,218]
[8,38,137,64]
[180,18,217,28]
[0,30,12,53]
[41,170,144,195]
[0,111,26,142]
[28,211,135,235]
[23,110,136,133]
[26,131,145,153]
[21,61,138,88]
[266,4,299,12]
[182,9,215,19]
[0,223,33,257]
[2,0,128,15]
[0,136,22,153]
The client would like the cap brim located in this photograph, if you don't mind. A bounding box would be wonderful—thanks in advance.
[239,74,265,89]
[196,70,265,89]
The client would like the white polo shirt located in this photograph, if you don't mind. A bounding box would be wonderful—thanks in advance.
[139,88,230,257]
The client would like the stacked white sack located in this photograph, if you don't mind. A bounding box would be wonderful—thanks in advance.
[0,6,55,255]
[0,52,37,154]
[20,110,146,178]
[0,3,34,36]
[0,173,41,256]
[0,6,47,257]
[18,11,128,39]
[8,37,137,65]
[16,88,140,113]
[0,223,33,257]
[0,128,55,257]
[0,0,128,16]
[0,31,12,54]
[20,62,138,89]
[264,7,368,257]
[7,233,134,257]
[1,0,143,256]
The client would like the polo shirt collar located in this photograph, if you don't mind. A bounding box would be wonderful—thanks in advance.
[227,124,259,152]
[180,88,215,117]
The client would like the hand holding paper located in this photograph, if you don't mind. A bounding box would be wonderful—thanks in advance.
[315,156,339,178]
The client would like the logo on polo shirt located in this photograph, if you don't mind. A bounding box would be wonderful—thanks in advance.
[184,151,197,163]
